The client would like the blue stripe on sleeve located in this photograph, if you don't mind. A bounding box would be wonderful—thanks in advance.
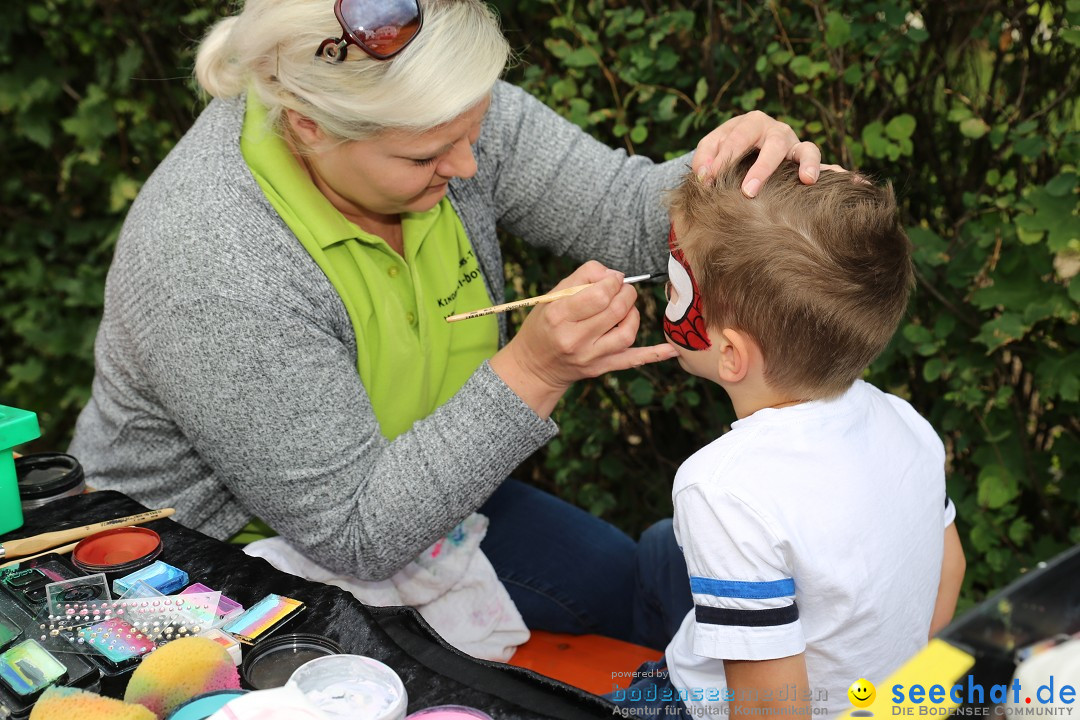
[690,576,796,599]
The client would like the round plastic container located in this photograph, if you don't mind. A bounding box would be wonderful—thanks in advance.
[165,690,248,720]
[16,453,85,510]
[288,654,407,720]
[241,633,343,690]
[72,527,162,576]
[407,706,494,720]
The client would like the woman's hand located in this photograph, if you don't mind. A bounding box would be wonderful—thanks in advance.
[692,110,825,197]
[490,261,678,419]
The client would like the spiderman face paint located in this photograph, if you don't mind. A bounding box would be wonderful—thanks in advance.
[663,224,711,350]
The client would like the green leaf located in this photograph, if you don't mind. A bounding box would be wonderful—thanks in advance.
[630,124,648,143]
[947,107,973,122]
[907,226,949,267]
[1008,517,1033,545]
[543,38,572,59]
[628,378,654,405]
[902,323,933,345]
[824,12,851,48]
[862,121,889,159]
[959,118,990,139]
[1013,136,1047,158]
[923,357,944,382]
[974,314,1030,351]
[885,114,916,141]
[1062,28,1080,47]
[562,47,599,68]
[1044,173,1078,198]
[977,464,1019,509]
[694,77,708,106]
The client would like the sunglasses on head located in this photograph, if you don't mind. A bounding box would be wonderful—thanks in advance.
[316,0,424,62]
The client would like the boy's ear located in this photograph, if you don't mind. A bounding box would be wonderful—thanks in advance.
[715,328,752,383]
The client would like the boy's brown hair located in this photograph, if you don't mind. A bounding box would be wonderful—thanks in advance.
[667,151,913,399]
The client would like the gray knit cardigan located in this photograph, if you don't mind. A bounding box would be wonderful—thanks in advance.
[69,80,687,580]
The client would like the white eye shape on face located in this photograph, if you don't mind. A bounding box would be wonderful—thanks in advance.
[665,253,693,322]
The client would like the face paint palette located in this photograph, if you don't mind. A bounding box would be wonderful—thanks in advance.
[199,628,242,666]
[0,639,67,697]
[0,555,86,613]
[112,560,189,597]
[0,610,23,651]
[223,594,305,645]
[0,574,102,717]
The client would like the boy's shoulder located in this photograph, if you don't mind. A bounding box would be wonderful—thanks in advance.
[673,380,944,497]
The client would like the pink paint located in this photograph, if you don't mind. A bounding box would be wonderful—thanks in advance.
[406,706,493,720]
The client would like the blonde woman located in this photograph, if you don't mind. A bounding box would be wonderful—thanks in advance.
[70,0,827,649]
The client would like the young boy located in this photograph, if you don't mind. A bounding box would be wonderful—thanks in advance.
[614,153,964,718]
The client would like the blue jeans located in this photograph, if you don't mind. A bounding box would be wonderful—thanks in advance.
[605,659,690,717]
[478,479,691,650]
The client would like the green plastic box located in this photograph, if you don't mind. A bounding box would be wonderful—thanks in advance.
[0,405,41,535]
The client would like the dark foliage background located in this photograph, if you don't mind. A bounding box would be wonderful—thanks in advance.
[1,0,1078,610]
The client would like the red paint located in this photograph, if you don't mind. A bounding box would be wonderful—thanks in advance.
[73,527,161,570]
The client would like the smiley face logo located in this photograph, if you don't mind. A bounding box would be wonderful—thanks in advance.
[848,678,876,708]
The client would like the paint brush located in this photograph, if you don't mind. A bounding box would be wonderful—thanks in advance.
[445,272,667,323]
[0,508,175,561]
[0,542,77,569]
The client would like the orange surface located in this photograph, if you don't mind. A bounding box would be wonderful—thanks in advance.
[507,631,663,696]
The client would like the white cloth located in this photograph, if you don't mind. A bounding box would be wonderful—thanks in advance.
[244,514,529,661]
[665,380,954,718]
[1007,638,1080,712]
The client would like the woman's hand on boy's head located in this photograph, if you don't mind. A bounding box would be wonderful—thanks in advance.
[691,110,823,197]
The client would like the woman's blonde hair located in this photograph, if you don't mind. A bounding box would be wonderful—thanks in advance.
[195,0,510,140]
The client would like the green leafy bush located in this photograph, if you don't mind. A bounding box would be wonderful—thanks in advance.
[1,0,1077,605]
[492,0,1080,606]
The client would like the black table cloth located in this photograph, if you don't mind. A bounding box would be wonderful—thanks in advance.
[1,491,617,719]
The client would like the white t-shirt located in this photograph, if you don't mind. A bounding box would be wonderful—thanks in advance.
[665,380,954,718]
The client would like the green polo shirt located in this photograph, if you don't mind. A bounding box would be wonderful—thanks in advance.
[240,97,498,442]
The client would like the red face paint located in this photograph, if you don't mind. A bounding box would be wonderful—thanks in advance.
[663,225,711,350]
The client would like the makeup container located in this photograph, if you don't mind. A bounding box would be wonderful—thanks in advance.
[288,654,407,720]
[0,405,39,535]
[199,629,242,666]
[15,453,86,511]
[0,610,22,651]
[0,554,87,613]
[179,583,244,627]
[240,633,343,690]
[112,561,189,596]
[72,527,162,579]
[0,639,67,696]
[407,707,495,720]
[0,587,101,719]
[223,594,305,645]
[164,689,248,720]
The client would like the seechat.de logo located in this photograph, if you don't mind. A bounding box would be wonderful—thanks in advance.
[850,679,877,716]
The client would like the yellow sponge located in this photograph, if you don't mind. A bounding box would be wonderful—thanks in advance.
[124,636,241,719]
[30,686,156,720]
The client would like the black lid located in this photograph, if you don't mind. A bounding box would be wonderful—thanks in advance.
[240,633,343,690]
[15,453,84,500]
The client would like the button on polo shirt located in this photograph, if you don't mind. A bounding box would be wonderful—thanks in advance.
[240,96,498,441]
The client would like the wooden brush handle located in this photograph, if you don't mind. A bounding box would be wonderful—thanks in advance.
[0,508,175,560]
